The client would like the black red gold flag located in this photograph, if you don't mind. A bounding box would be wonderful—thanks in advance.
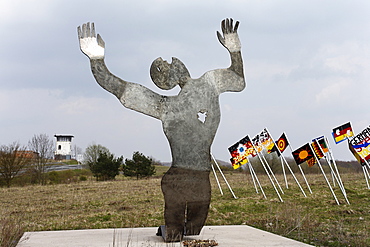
[292,143,315,165]
[332,122,353,144]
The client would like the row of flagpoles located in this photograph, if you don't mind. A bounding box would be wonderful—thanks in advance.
[223,122,370,205]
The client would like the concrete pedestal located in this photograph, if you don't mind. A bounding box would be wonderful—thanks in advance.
[17,225,313,247]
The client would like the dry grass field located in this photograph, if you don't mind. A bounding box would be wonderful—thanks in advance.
[1,166,369,246]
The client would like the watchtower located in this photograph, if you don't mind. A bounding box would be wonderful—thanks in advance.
[54,134,74,160]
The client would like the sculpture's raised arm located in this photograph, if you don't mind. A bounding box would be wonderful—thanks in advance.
[214,18,245,93]
[78,22,126,98]
[77,22,163,120]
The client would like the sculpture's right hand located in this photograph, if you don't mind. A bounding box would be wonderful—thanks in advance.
[77,22,105,59]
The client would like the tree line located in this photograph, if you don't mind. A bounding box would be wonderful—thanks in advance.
[83,144,157,181]
[0,134,157,187]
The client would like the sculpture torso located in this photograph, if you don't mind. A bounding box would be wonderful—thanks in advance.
[161,72,221,171]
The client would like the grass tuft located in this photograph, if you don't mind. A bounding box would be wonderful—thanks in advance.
[0,215,24,247]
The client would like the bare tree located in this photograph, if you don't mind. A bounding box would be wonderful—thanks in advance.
[83,143,110,168]
[72,145,83,162]
[28,134,54,185]
[0,142,32,187]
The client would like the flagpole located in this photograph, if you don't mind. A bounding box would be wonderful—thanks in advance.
[281,156,288,189]
[266,129,307,196]
[211,161,223,196]
[248,158,267,199]
[315,139,349,204]
[326,138,346,192]
[251,140,283,202]
[247,160,259,194]
[329,157,348,198]
[260,154,284,194]
[259,128,284,194]
[362,166,370,189]
[316,159,340,205]
[365,159,370,170]
[331,172,336,187]
[362,160,370,189]
[285,134,312,194]
[211,154,238,199]
[325,157,349,204]
[324,157,350,204]
[280,154,307,197]
[365,166,370,189]
[298,164,312,194]
[311,142,340,205]
[365,161,370,179]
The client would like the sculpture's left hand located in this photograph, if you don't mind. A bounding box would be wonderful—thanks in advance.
[217,18,241,53]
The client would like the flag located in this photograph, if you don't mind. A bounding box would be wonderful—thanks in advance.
[307,157,317,167]
[311,140,325,160]
[239,136,256,157]
[349,125,370,161]
[276,133,289,154]
[292,143,315,165]
[259,128,276,153]
[252,134,263,153]
[314,136,329,153]
[259,129,273,149]
[332,122,353,144]
[267,142,278,154]
[228,135,254,168]
[348,140,366,166]
[251,128,274,154]
[228,142,247,168]
[230,157,248,169]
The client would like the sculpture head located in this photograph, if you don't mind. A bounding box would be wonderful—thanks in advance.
[150,57,190,90]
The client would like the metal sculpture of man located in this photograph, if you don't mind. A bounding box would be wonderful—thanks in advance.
[77,18,245,242]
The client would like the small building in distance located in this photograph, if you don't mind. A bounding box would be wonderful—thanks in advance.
[54,134,74,160]
[15,150,39,159]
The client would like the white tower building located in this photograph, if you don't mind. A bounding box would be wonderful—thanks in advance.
[54,134,74,160]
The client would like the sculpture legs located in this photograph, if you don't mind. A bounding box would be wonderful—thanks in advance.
[161,167,211,242]
[185,201,209,235]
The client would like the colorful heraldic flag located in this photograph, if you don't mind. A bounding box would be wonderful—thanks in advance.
[228,135,254,169]
[276,133,289,154]
[292,143,315,165]
[252,128,273,153]
[348,140,366,166]
[350,125,370,161]
[332,122,354,144]
[311,140,325,160]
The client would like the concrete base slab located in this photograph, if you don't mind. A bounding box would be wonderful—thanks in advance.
[17,225,313,247]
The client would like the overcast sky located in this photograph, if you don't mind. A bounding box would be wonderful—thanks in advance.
[1,0,369,163]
